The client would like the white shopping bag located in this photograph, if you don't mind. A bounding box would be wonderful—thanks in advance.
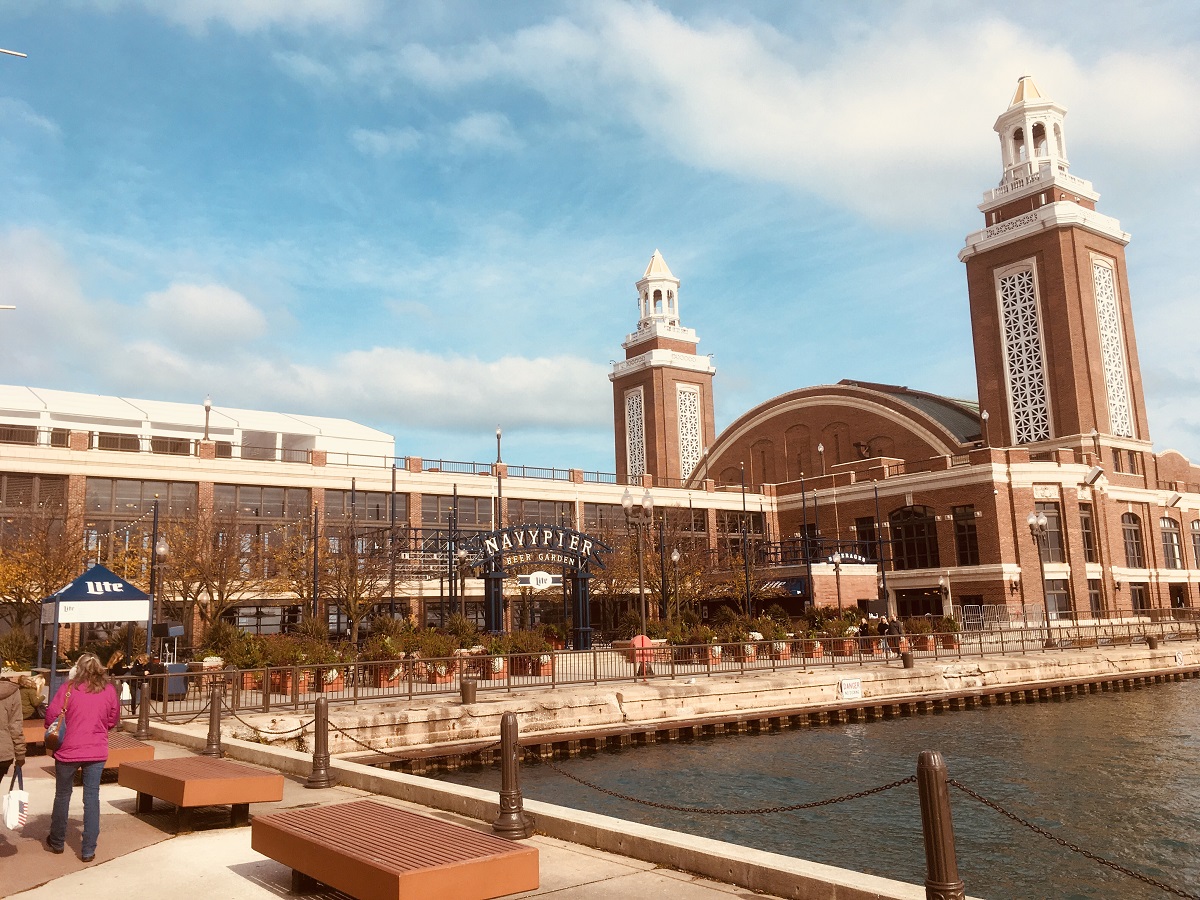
[3,767,28,830]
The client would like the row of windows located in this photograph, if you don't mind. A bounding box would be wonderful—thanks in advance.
[86,478,197,516]
[0,473,66,510]
[1122,513,1200,570]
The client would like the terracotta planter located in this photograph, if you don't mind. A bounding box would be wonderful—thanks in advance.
[240,671,264,691]
[769,642,791,660]
[270,669,312,695]
[703,647,723,666]
[368,663,405,689]
[939,635,960,650]
[911,635,936,652]
[426,665,454,684]
[530,656,555,677]
[803,640,824,658]
[481,657,508,680]
[832,639,858,657]
[315,668,344,692]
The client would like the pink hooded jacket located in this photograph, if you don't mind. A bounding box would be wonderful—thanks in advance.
[44,679,119,763]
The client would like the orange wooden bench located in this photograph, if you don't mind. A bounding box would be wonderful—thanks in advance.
[119,756,284,833]
[22,720,43,754]
[105,731,155,769]
[251,799,539,900]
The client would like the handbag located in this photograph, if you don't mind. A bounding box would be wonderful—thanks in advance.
[2,767,28,830]
[119,681,132,702]
[44,687,71,754]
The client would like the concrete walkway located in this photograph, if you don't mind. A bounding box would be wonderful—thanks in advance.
[3,741,786,900]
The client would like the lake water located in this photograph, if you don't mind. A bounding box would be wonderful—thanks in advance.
[434,679,1200,899]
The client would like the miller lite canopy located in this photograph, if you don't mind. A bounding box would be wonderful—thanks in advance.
[41,563,151,624]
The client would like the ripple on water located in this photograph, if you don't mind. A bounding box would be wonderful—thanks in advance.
[436,680,1200,899]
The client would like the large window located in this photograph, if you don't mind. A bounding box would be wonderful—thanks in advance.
[1122,513,1145,568]
[1035,501,1064,563]
[1160,517,1183,569]
[1,473,67,511]
[325,489,404,523]
[421,494,492,531]
[890,506,939,571]
[1130,582,1149,612]
[1192,521,1200,569]
[214,485,310,521]
[1079,503,1098,563]
[854,516,879,561]
[508,499,574,525]
[583,503,624,531]
[1045,578,1071,620]
[953,506,980,566]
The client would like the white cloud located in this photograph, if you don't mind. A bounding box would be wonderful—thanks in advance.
[0,98,61,138]
[350,126,422,158]
[447,112,523,154]
[371,5,1200,226]
[143,282,268,349]
[131,0,379,33]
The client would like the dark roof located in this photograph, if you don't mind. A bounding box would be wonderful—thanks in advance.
[839,380,981,443]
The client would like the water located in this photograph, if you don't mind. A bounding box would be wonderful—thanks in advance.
[434,681,1200,899]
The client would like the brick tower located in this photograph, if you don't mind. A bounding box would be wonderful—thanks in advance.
[610,251,716,483]
[960,76,1150,453]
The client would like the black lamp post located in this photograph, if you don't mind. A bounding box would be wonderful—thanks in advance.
[144,498,168,658]
[1026,511,1058,648]
[670,547,681,617]
[740,463,752,617]
[622,487,654,636]
[203,394,212,442]
[831,550,844,619]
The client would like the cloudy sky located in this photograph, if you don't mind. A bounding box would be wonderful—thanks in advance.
[1,1,1197,470]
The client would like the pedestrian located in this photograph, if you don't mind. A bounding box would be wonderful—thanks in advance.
[0,676,26,781]
[877,616,891,657]
[17,674,47,720]
[44,652,120,862]
[887,617,905,657]
[107,650,134,714]
[128,653,152,714]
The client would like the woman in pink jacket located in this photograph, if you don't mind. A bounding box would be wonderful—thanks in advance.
[44,652,120,862]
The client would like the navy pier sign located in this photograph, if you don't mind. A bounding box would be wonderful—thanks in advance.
[464,524,611,650]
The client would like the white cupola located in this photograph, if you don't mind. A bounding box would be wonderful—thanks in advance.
[635,250,681,328]
[994,75,1070,186]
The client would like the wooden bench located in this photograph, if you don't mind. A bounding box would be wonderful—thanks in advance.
[22,720,44,754]
[106,732,155,769]
[118,756,284,834]
[251,799,539,900]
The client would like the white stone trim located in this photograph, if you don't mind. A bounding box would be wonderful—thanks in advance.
[1090,255,1134,438]
[960,202,1129,261]
[676,384,702,480]
[995,259,1053,444]
[610,350,716,380]
[625,386,646,477]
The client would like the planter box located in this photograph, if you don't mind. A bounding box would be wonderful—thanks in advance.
[832,639,858,657]
[480,658,508,681]
[240,671,264,691]
[270,669,313,695]
[910,635,936,652]
[530,657,554,677]
[769,642,791,660]
[703,647,723,666]
[315,668,344,692]
[427,670,454,685]
[802,640,824,658]
[367,663,405,689]
[939,635,960,650]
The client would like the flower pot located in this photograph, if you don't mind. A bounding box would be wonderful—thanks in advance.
[240,671,264,691]
[316,668,344,692]
[270,669,312,695]
[832,639,858,657]
[911,635,936,652]
[770,641,791,660]
[939,635,960,650]
[368,663,405,689]
[704,647,723,666]
[803,640,824,658]
[481,657,508,680]
[530,655,554,677]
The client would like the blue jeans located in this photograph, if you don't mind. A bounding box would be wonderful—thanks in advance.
[49,759,105,857]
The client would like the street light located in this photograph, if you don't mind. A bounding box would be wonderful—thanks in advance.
[456,547,470,618]
[203,395,212,441]
[831,550,844,618]
[817,442,826,476]
[670,547,681,617]
[145,498,169,658]
[740,462,752,617]
[980,409,990,447]
[622,487,654,637]
[1026,511,1058,649]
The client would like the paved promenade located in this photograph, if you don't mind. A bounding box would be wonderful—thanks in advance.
[4,740,793,899]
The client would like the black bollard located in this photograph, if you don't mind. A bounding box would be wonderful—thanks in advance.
[902,651,915,669]
[133,682,151,740]
[492,711,533,839]
[917,750,965,900]
[201,682,224,758]
[305,697,335,789]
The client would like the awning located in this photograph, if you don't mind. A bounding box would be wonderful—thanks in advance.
[41,563,151,624]
[760,578,807,595]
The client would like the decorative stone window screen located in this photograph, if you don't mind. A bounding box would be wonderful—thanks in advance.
[677,384,702,480]
[996,262,1052,444]
[1091,257,1134,438]
[625,386,646,477]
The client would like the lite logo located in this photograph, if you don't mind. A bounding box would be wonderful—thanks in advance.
[85,582,125,595]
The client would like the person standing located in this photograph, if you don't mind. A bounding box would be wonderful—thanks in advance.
[44,652,120,862]
[0,676,26,780]
[877,616,891,658]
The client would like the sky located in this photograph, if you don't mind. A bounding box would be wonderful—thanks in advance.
[1,1,1198,472]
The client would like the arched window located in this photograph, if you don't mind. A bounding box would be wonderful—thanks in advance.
[653,289,663,314]
[1191,520,1200,568]
[1013,127,1027,163]
[1031,122,1047,157]
[889,506,940,571]
[1122,513,1144,568]
[1160,517,1183,569]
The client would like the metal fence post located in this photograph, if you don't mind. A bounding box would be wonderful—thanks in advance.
[493,710,533,839]
[134,682,151,740]
[202,682,223,758]
[917,750,965,900]
[305,696,334,789]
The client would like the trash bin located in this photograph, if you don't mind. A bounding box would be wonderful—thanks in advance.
[460,678,478,704]
[1146,635,1159,650]
[901,651,915,669]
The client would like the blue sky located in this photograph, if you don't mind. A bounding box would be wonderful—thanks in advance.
[1,1,1198,471]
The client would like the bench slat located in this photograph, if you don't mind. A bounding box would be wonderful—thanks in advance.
[252,800,538,900]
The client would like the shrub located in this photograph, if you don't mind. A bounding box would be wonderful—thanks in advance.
[0,629,34,670]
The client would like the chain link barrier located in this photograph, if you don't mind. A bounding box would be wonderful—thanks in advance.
[524,751,915,815]
[949,779,1199,900]
[220,697,316,736]
[326,720,501,762]
[155,696,211,726]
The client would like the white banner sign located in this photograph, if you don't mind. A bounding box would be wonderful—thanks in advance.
[517,571,562,591]
[43,599,151,625]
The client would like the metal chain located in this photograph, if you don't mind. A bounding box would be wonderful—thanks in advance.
[156,697,211,725]
[949,779,1200,900]
[525,751,915,815]
[220,698,316,736]
[328,721,501,762]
